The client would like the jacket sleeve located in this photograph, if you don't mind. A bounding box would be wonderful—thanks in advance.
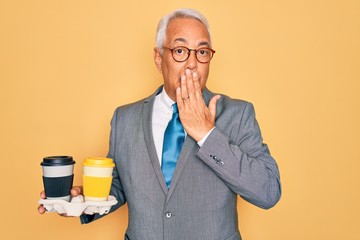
[80,108,126,224]
[107,107,127,209]
[196,102,281,209]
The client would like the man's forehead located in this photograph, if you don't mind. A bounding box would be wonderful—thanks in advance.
[173,37,210,46]
[165,18,210,46]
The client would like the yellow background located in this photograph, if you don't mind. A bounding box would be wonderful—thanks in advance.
[1,0,359,239]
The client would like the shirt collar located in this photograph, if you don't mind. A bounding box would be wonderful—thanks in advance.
[160,87,175,110]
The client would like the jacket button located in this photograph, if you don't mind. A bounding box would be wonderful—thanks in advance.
[165,212,172,218]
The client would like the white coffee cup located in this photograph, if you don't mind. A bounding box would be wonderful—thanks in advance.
[41,156,76,201]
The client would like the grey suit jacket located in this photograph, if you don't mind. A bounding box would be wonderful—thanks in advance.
[81,86,281,240]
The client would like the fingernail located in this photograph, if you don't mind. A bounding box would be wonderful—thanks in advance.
[186,69,191,75]
[192,72,198,78]
[181,75,186,81]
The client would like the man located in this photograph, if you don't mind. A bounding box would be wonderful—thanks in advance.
[39,8,281,240]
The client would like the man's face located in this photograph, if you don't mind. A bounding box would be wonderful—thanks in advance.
[154,17,211,101]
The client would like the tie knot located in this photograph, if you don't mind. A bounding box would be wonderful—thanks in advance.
[172,103,178,113]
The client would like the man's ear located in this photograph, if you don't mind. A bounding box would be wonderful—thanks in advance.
[154,48,162,72]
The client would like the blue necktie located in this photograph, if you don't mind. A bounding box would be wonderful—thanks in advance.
[161,103,185,188]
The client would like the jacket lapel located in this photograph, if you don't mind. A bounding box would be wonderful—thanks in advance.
[142,87,216,198]
[142,86,169,194]
[166,88,215,201]
[166,137,197,200]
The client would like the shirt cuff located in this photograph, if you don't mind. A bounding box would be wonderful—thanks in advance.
[197,127,215,147]
[80,213,95,224]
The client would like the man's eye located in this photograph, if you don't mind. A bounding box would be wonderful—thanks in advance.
[175,48,184,54]
[198,50,209,55]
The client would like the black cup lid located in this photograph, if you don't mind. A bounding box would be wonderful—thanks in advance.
[41,156,76,166]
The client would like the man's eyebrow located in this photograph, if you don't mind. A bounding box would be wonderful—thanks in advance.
[198,41,210,47]
[174,38,188,44]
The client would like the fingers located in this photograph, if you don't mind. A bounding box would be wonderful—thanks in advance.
[38,187,83,215]
[178,69,201,102]
[38,205,46,214]
[180,75,188,100]
[191,72,202,101]
[176,87,184,109]
[71,186,83,197]
[185,69,195,100]
[40,190,46,199]
[38,190,46,214]
[184,69,202,101]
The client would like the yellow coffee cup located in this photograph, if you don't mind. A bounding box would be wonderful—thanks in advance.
[83,157,115,201]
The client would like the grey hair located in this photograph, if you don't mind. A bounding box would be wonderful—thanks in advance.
[155,8,212,50]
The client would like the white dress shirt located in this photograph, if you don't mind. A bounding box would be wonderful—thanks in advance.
[152,87,214,166]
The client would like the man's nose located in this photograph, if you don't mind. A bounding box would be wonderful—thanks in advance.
[185,50,198,70]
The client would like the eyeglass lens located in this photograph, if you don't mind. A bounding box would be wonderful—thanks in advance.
[171,47,214,63]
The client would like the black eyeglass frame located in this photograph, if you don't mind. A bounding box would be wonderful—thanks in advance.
[163,46,216,63]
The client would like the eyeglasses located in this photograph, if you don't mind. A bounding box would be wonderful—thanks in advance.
[163,46,216,63]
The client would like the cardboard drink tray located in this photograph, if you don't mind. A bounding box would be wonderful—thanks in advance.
[38,195,118,216]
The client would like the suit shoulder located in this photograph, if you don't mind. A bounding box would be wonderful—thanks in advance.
[115,98,146,112]
[217,93,254,113]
